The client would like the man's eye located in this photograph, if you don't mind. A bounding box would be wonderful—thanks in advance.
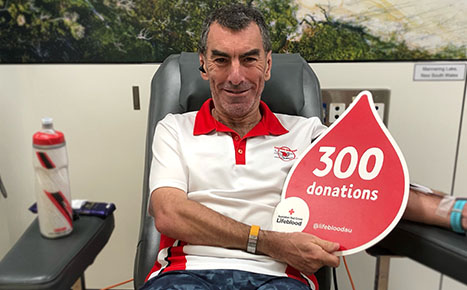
[244,57,257,63]
[214,58,227,64]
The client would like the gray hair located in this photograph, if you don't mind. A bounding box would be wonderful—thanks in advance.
[198,4,272,54]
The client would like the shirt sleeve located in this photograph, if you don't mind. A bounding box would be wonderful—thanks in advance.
[310,116,328,143]
[149,114,188,201]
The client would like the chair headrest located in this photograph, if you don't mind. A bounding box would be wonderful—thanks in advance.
[178,52,310,115]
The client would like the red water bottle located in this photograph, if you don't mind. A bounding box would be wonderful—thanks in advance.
[33,117,73,238]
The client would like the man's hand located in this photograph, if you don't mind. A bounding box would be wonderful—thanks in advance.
[258,231,340,275]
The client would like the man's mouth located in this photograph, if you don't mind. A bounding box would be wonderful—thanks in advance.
[224,88,249,95]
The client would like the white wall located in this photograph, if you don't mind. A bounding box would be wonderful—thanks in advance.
[0,61,465,289]
[0,64,157,289]
[443,76,467,290]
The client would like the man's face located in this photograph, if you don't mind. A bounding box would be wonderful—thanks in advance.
[199,22,272,120]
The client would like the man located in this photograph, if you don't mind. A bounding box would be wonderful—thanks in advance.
[141,4,466,290]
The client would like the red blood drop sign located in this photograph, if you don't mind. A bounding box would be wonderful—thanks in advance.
[272,91,409,256]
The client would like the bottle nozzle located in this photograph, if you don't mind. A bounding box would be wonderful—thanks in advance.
[41,117,53,130]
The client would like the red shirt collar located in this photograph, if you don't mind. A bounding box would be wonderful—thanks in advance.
[193,99,289,137]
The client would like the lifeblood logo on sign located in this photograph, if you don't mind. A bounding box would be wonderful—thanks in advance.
[272,91,409,256]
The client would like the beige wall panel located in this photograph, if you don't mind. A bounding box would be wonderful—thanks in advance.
[445,63,467,290]
[0,64,158,289]
[442,276,467,290]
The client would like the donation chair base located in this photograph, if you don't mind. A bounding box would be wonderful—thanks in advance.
[367,220,467,289]
[0,214,114,290]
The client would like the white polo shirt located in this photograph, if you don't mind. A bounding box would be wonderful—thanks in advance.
[148,99,327,289]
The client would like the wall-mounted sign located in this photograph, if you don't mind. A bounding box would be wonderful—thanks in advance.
[272,91,409,256]
[414,63,466,81]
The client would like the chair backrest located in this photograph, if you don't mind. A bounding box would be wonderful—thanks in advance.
[134,52,330,289]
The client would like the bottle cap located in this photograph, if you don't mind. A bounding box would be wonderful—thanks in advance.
[41,117,53,130]
[33,118,65,146]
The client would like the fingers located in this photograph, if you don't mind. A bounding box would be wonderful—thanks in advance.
[308,235,340,268]
[262,231,341,274]
[302,243,339,273]
[296,233,340,270]
[319,247,340,268]
[313,236,340,253]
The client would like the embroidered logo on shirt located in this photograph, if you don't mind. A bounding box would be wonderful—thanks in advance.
[274,146,297,161]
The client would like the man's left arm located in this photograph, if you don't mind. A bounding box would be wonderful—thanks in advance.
[403,188,467,232]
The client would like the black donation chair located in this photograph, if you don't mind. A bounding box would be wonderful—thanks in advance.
[134,52,331,290]
[0,211,114,289]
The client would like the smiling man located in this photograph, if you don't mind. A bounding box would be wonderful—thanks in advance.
[141,4,467,290]
[142,5,339,290]
[199,21,271,137]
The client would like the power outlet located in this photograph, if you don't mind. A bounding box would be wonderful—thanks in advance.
[374,103,385,121]
[328,103,346,123]
[322,89,390,126]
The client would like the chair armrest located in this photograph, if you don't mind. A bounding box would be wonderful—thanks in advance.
[367,220,467,284]
[0,215,114,290]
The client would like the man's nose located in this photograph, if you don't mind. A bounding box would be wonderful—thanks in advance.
[227,59,245,85]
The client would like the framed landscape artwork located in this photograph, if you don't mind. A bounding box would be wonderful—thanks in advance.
[1,0,465,63]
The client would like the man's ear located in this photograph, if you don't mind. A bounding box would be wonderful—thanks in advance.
[264,50,272,81]
[199,54,208,80]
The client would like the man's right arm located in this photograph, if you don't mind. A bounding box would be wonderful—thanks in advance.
[150,186,340,275]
